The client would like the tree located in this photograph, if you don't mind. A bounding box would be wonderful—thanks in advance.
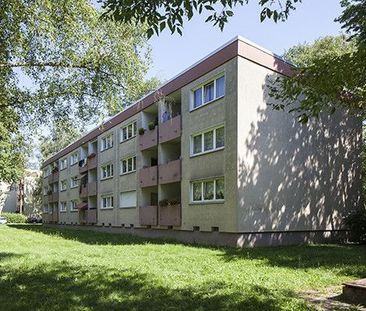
[102,0,302,37]
[0,0,159,182]
[270,0,365,122]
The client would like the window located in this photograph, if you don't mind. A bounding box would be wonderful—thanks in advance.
[43,167,51,177]
[191,178,225,203]
[70,153,78,166]
[60,180,67,192]
[101,195,114,209]
[120,121,137,142]
[101,134,113,151]
[101,164,113,179]
[59,158,68,170]
[120,156,136,175]
[191,126,225,156]
[43,205,49,213]
[60,201,67,212]
[70,200,78,211]
[120,191,137,208]
[192,75,225,110]
[70,176,78,188]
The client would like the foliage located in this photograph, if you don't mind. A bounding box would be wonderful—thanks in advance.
[270,0,366,123]
[0,0,159,182]
[138,127,145,135]
[0,213,27,224]
[102,0,302,37]
[1,225,366,310]
[345,207,366,243]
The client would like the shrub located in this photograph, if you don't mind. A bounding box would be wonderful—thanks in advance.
[1,212,27,224]
[344,207,366,244]
[138,127,145,135]
[148,122,155,130]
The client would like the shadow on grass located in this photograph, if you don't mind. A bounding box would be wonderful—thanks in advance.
[0,258,306,311]
[221,244,366,278]
[9,225,366,279]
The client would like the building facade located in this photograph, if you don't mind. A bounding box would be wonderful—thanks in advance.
[41,37,362,247]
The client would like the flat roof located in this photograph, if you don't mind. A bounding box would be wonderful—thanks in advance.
[42,36,292,168]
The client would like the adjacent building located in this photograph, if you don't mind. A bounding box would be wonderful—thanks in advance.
[41,36,362,246]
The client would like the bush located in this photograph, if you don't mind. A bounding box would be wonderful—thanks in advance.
[1,212,27,224]
[344,208,366,243]
[148,122,155,130]
[138,127,145,135]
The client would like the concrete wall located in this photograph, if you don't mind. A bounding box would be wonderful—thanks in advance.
[180,58,238,232]
[236,56,362,233]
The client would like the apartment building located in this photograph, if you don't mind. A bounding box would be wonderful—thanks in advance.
[41,36,362,247]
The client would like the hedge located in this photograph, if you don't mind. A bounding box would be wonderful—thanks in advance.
[1,212,27,224]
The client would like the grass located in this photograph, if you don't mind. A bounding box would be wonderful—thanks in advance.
[0,225,365,311]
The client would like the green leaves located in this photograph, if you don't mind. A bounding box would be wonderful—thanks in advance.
[101,0,302,37]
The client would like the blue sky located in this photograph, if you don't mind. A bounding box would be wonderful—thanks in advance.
[147,0,343,81]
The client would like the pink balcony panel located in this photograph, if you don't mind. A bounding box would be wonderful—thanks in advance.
[159,204,181,227]
[159,159,181,184]
[159,115,181,144]
[88,155,97,170]
[87,209,97,224]
[139,127,158,151]
[52,192,59,203]
[48,171,59,183]
[88,182,97,196]
[139,166,158,188]
[139,206,158,226]
[80,185,88,198]
[79,163,88,174]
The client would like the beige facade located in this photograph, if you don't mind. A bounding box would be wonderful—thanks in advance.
[41,36,362,246]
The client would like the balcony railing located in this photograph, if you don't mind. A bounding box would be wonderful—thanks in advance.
[139,166,158,188]
[87,209,97,224]
[87,154,97,170]
[51,211,58,223]
[139,126,158,151]
[159,203,181,227]
[48,171,59,184]
[159,159,181,184]
[79,154,97,173]
[139,205,158,226]
[159,115,181,144]
[79,159,88,174]
[79,182,97,198]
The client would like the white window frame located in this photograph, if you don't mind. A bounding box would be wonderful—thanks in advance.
[60,180,67,192]
[59,158,68,170]
[101,163,114,180]
[70,152,79,166]
[70,200,78,211]
[191,75,225,111]
[119,190,137,208]
[101,194,114,209]
[70,176,78,188]
[101,134,113,151]
[120,156,136,175]
[190,125,225,157]
[60,201,67,212]
[191,177,225,203]
[120,121,137,143]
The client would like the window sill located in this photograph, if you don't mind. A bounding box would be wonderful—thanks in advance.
[70,210,78,213]
[120,136,136,144]
[60,211,67,213]
[189,200,225,206]
[60,190,66,192]
[100,176,114,181]
[190,95,224,113]
[70,163,78,167]
[70,186,78,189]
[100,146,113,152]
[100,207,114,210]
[119,206,136,209]
[190,147,224,158]
[120,171,136,176]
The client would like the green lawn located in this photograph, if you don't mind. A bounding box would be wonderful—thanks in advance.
[0,225,365,311]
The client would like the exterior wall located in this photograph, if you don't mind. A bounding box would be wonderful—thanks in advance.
[236,56,362,232]
[180,58,238,232]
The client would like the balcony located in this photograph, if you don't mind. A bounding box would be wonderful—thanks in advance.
[51,211,58,223]
[159,115,181,144]
[159,159,181,184]
[79,182,97,198]
[87,154,97,170]
[87,209,97,224]
[159,203,181,227]
[48,171,59,184]
[139,205,158,226]
[139,126,158,151]
[50,192,59,203]
[139,166,158,188]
